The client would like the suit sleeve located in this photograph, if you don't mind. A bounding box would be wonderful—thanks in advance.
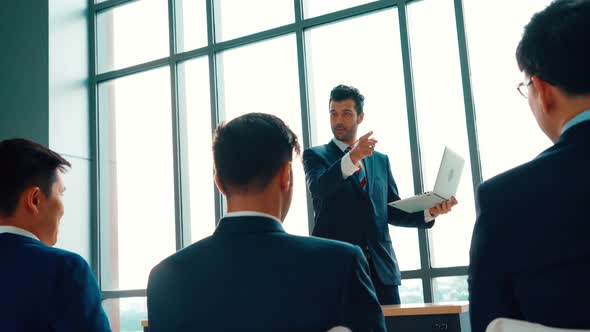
[147,263,181,332]
[339,247,387,332]
[468,182,517,332]
[386,156,434,228]
[54,254,111,332]
[303,148,351,200]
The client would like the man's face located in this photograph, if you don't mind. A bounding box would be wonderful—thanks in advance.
[330,99,363,143]
[35,171,66,246]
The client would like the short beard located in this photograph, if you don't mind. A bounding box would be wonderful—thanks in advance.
[332,126,357,143]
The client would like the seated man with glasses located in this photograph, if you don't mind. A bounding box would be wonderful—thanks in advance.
[468,1,590,331]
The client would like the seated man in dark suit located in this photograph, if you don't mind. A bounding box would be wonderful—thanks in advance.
[147,113,386,332]
[468,1,590,331]
[0,139,111,332]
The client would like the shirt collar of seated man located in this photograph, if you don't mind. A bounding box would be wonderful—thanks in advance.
[0,139,70,246]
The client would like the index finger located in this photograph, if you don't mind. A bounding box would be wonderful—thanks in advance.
[359,131,374,141]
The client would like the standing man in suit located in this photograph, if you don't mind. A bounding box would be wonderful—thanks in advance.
[0,139,111,332]
[468,1,590,331]
[148,113,386,332]
[303,85,458,305]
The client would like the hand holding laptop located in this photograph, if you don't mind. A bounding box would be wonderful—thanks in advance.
[389,147,465,214]
[429,196,458,218]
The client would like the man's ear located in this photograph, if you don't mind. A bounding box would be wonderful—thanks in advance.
[22,186,42,215]
[214,171,227,196]
[532,76,556,115]
[280,162,292,192]
[357,111,365,125]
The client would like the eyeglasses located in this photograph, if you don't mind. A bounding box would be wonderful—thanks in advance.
[517,77,533,98]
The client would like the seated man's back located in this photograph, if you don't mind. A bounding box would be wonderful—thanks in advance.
[0,138,111,332]
[470,122,590,330]
[148,215,385,332]
[0,232,110,331]
[468,2,590,330]
[147,113,385,332]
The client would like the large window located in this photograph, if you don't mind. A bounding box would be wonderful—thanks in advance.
[91,1,553,328]
[178,57,216,243]
[96,0,169,73]
[98,67,176,292]
[408,0,475,268]
[463,0,553,179]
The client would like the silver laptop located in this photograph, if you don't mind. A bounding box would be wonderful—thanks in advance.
[389,147,465,213]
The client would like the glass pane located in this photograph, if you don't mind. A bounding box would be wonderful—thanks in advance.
[97,0,169,73]
[390,228,420,272]
[303,0,373,18]
[98,67,176,291]
[399,278,424,304]
[433,276,468,302]
[103,297,147,332]
[178,57,216,243]
[214,0,294,41]
[463,0,553,179]
[217,35,308,236]
[306,9,420,271]
[407,0,475,268]
[176,0,208,52]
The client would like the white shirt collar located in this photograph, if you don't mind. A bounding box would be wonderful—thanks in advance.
[0,226,40,241]
[332,138,353,152]
[224,211,283,225]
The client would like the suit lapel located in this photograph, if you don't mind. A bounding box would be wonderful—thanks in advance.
[326,141,343,159]
[363,155,374,194]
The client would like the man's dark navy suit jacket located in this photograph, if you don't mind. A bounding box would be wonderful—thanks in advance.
[147,216,386,332]
[469,121,590,331]
[303,141,434,286]
[0,233,111,332]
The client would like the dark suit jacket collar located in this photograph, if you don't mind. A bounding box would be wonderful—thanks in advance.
[327,140,344,157]
[0,233,44,246]
[214,216,286,235]
[557,120,590,146]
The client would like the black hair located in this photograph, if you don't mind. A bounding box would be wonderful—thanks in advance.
[0,139,71,217]
[213,113,300,195]
[329,85,365,115]
[516,0,590,95]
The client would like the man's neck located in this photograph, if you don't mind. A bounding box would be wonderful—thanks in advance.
[0,218,41,241]
[0,216,19,228]
[226,195,283,222]
[333,137,357,148]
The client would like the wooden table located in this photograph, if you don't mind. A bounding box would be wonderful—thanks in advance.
[382,302,470,332]
[141,301,470,332]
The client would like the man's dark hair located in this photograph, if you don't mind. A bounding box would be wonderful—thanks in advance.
[0,139,71,217]
[516,0,590,96]
[329,85,365,115]
[213,113,300,195]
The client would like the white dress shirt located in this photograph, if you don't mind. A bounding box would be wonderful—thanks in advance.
[0,225,40,241]
[333,138,434,222]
